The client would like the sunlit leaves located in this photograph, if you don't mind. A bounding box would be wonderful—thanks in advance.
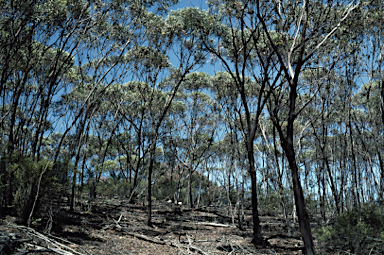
[33,0,69,24]
[182,72,211,91]
[128,45,170,70]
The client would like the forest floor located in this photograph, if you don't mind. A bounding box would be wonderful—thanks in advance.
[0,199,327,255]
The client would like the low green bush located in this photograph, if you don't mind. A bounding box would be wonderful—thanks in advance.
[258,188,293,216]
[317,204,384,255]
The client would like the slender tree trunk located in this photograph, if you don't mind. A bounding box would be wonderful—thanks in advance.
[348,108,360,208]
[227,160,232,217]
[316,163,324,221]
[379,82,384,200]
[272,125,290,232]
[239,170,245,230]
[207,167,211,205]
[188,166,193,208]
[321,170,326,221]
[70,144,83,212]
[170,162,174,202]
[226,166,235,224]
[285,150,315,255]
[147,149,154,227]
[70,124,88,211]
[365,89,384,201]
[247,147,264,246]
[174,170,184,204]
[196,176,202,209]
[271,70,316,254]
[324,157,339,214]
[70,165,78,211]
[312,121,340,214]
[339,140,345,213]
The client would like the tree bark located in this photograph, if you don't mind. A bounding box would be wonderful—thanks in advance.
[247,147,264,246]
[285,147,315,255]
[147,151,154,227]
[270,59,316,254]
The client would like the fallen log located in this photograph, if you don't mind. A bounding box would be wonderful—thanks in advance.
[121,229,166,245]
[185,221,234,228]
[2,222,88,255]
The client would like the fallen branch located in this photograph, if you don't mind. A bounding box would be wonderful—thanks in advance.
[20,226,86,255]
[22,243,74,255]
[168,239,210,255]
[186,221,233,228]
[47,233,92,255]
[123,230,166,245]
[185,239,219,243]
[113,222,209,254]
[5,223,88,255]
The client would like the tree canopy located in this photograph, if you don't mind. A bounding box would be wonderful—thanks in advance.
[1,0,384,254]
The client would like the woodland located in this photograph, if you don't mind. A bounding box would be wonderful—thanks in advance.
[1,0,384,254]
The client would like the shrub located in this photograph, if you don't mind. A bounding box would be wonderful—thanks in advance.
[10,156,55,224]
[317,204,384,254]
[258,188,293,216]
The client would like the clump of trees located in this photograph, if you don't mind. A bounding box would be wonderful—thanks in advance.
[1,0,384,254]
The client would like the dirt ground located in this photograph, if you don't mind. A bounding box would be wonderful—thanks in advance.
[0,200,324,255]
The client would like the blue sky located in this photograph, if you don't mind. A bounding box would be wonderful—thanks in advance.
[171,0,208,10]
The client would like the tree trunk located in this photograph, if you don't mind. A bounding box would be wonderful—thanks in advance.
[70,151,82,212]
[271,73,316,254]
[196,176,202,209]
[238,169,245,230]
[188,166,193,208]
[348,108,360,208]
[147,150,155,227]
[321,170,326,221]
[247,148,264,246]
[380,81,384,200]
[285,150,315,255]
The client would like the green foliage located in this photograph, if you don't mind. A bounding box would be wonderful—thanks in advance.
[258,191,281,215]
[33,0,69,25]
[151,170,219,205]
[317,204,384,254]
[1,3,384,253]
[258,188,293,216]
[304,191,321,213]
[0,152,69,224]
[10,155,53,224]
[94,178,130,198]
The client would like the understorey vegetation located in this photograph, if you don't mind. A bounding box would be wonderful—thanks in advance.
[1,0,384,254]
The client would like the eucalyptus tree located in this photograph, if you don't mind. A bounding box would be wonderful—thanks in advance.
[168,72,217,208]
[249,0,361,253]
[0,0,88,221]
[167,4,277,245]
[351,1,384,202]
[257,117,294,223]
[114,7,209,226]
[0,0,189,219]
[297,68,344,216]
[300,0,384,213]
[212,129,246,226]
[85,115,121,201]
[353,82,384,203]
[0,0,78,159]
[56,1,153,211]
[210,71,258,228]
[174,1,301,245]
[56,0,188,212]
[171,0,361,252]
[107,81,175,203]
